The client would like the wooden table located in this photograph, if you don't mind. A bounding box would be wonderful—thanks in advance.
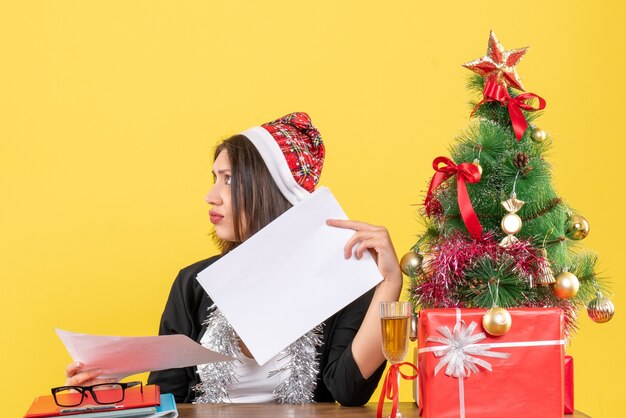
[177,402,591,417]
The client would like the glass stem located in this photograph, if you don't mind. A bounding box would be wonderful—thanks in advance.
[395,368,402,418]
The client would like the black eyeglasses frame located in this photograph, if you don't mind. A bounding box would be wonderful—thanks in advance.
[50,381,143,407]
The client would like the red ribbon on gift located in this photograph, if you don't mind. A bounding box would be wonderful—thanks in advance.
[376,362,418,418]
[424,157,483,240]
[473,79,546,141]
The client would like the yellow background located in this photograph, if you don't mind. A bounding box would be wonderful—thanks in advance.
[1,1,624,417]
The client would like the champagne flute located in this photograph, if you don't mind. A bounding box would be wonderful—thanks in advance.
[379,301,411,418]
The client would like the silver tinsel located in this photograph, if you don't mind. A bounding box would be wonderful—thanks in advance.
[194,305,241,403]
[194,304,323,404]
[269,324,323,404]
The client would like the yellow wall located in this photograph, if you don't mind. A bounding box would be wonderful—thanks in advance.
[2,1,624,416]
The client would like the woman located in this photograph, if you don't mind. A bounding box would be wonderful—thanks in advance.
[64,112,402,405]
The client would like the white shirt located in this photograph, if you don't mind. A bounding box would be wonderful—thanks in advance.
[200,331,292,403]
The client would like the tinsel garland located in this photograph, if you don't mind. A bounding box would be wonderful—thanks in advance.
[414,232,540,306]
[194,305,322,404]
[412,232,578,335]
[194,306,241,403]
[269,324,323,404]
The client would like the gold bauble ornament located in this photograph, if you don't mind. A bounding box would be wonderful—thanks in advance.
[482,307,512,336]
[472,158,483,176]
[531,127,547,143]
[565,214,590,240]
[501,213,523,235]
[587,293,615,323]
[553,271,580,299]
[400,251,423,276]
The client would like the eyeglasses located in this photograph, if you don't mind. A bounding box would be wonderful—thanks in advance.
[51,381,143,407]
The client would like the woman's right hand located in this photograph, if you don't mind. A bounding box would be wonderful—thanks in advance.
[65,362,118,386]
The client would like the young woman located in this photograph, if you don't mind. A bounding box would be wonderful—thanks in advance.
[64,112,403,406]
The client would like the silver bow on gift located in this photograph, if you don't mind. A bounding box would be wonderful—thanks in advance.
[426,321,510,378]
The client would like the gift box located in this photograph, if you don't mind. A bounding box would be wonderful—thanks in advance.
[417,308,564,418]
[564,354,574,414]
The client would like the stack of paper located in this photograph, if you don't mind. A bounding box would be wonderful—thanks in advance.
[55,330,234,380]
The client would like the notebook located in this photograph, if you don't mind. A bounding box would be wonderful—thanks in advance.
[50,406,158,418]
[23,385,160,418]
[151,393,177,418]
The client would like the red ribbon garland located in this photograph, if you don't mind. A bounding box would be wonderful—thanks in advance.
[377,362,419,418]
[473,80,546,141]
[424,156,483,240]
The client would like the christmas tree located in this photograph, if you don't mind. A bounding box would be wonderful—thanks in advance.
[405,31,614,337]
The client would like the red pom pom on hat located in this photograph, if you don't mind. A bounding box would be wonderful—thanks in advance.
[240,112,325,205]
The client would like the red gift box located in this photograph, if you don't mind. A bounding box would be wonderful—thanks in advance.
[564,355,574,414]
[417,308,564,418]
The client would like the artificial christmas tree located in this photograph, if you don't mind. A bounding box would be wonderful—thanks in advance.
[406,31,614,417]
[405,31,614,334]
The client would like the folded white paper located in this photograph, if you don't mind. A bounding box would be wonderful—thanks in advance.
[197,187,383,366]
[56,329,235,379]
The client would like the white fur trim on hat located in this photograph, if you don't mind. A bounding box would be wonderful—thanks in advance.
[240,126,310,205]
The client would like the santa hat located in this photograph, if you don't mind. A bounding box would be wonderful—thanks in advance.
[240,112,325,205]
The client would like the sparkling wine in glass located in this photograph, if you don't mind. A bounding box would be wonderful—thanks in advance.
[380,301,411,417]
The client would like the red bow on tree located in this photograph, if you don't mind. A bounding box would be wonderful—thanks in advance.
[424,157,483,240]
[474,79,546,140]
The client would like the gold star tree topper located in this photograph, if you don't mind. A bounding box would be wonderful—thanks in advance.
[463,31,529,91]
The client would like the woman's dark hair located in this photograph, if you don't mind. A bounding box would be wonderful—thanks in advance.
[213,134,292,253]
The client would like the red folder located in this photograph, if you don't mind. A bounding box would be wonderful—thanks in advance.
[24,385,160,417]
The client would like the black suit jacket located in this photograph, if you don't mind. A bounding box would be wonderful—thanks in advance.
[147,256,386,405]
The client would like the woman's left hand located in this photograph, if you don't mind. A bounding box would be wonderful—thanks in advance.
[326,219,402,287]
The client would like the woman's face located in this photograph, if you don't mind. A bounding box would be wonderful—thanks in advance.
[205,150,237,242]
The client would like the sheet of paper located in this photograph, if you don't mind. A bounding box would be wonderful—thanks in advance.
[197,186,383,366]
[56,329,235,379]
